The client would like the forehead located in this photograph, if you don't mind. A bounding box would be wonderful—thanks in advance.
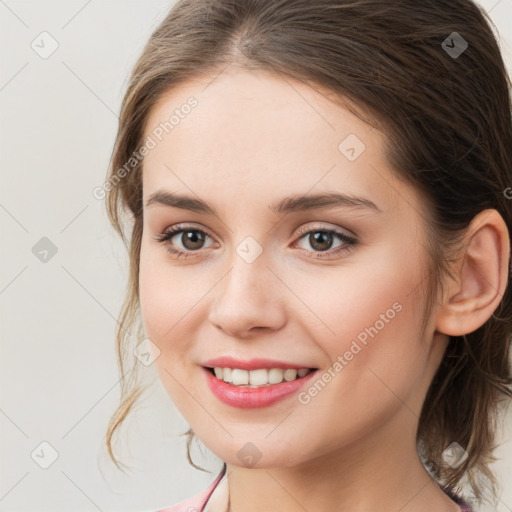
[141,67,413,216]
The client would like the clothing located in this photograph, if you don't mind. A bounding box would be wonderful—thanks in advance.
[441,485,474,512]
[156,463,227,512]
[157,462,473,512]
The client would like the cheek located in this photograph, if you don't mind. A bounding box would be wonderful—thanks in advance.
[301,249,430,420]
[139,242,214,368]
[139,245,187,352]
[295,240,426,352]
[138,249,206,405]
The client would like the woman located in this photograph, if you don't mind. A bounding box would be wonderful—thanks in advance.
[103,1,512,510]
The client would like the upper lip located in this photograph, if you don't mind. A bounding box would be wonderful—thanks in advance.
[201,356,317,371]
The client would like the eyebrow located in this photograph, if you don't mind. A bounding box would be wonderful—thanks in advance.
[144,190,382,216]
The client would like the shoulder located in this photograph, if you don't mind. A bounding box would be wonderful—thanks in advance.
[155,464,227,512]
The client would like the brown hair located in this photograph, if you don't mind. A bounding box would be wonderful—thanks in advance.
[103,0,512,506]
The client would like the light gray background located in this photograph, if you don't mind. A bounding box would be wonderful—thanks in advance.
[1,1,511,511]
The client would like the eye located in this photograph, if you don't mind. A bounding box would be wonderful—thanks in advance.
[153,223,358,260]
[292,225,358,259]
[153,224,215,259]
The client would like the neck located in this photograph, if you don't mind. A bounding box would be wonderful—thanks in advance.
[223,407,461,512]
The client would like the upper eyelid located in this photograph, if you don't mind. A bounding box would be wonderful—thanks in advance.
[154,224,358,262]
[158,222,357,244]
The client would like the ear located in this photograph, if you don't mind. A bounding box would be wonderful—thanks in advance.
[435,209,510,336]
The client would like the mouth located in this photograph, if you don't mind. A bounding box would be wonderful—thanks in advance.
[203,366,319,388]
[201,365,320,408]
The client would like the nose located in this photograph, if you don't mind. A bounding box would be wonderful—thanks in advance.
[208,251,287,339]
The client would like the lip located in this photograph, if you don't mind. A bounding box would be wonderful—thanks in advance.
[202,366,319,409]
[201,356,316,371]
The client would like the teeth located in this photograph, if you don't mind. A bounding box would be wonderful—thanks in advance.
[212,367,312,386]
[232,368,249,385]
[269,368,285,384]
[248,368,268,386]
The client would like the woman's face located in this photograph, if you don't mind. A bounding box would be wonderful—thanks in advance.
[139,66,446,468]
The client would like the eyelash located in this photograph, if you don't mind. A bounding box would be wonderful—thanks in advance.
[153,223,358,260]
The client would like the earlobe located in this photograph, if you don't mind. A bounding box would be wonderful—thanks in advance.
[435,209,510,337]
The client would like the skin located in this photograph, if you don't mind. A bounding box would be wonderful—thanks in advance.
[138,66,509,512]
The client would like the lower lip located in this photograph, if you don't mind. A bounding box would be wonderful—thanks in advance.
[202,366,318,409]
